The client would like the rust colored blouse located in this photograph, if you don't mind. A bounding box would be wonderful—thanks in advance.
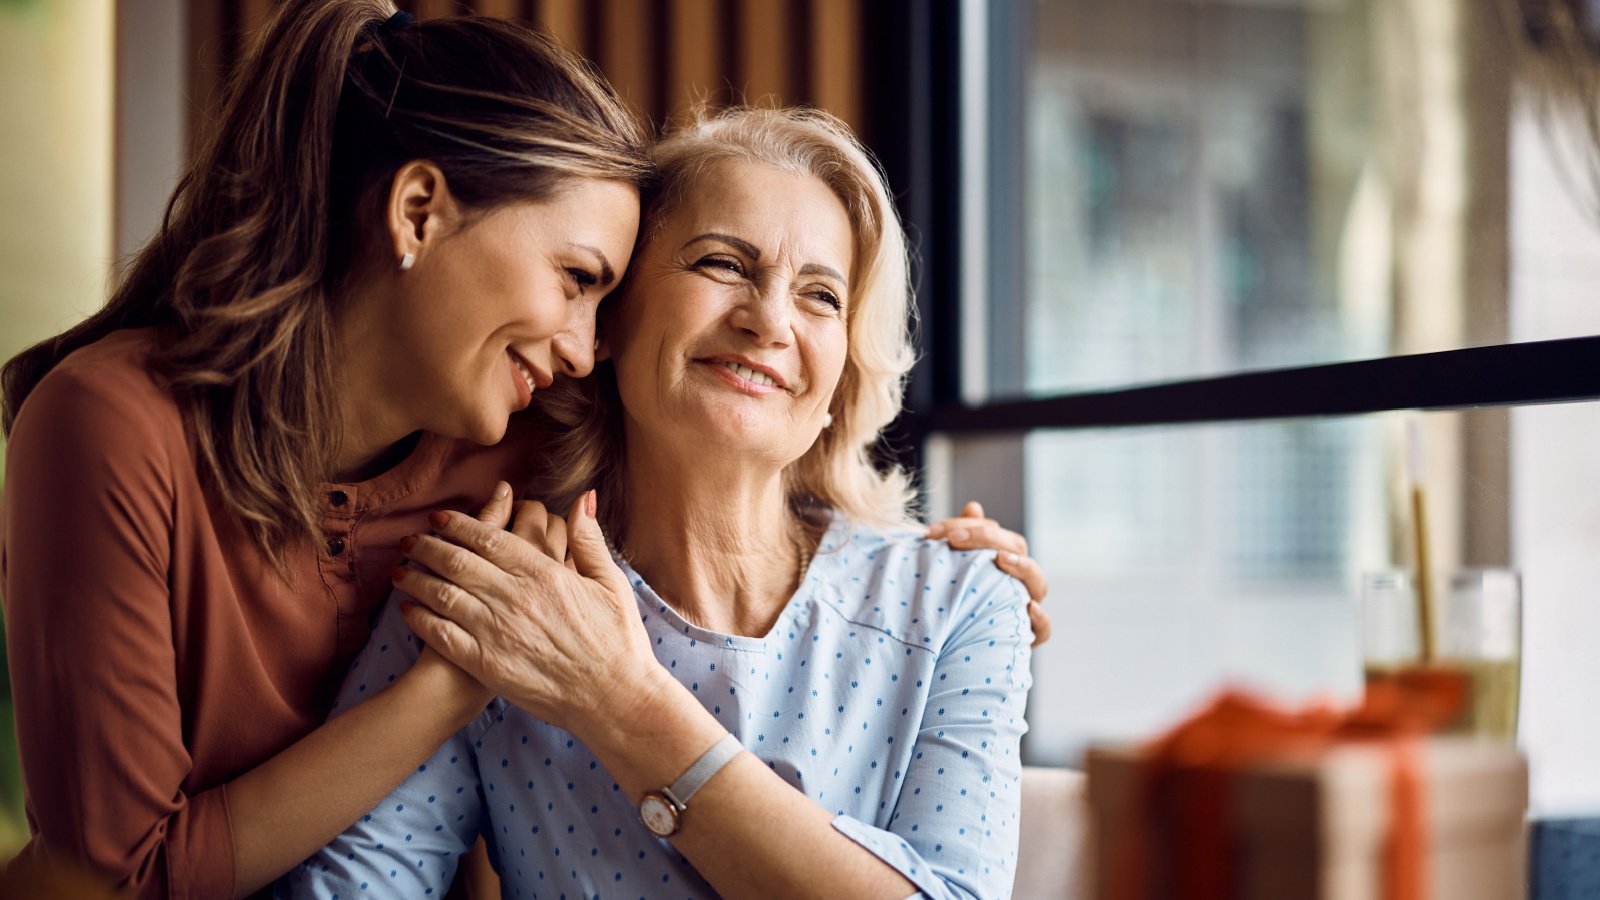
[1,329,540,898]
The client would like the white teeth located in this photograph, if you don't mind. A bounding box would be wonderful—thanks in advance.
[722,361,776,387]
[513,357,536,394]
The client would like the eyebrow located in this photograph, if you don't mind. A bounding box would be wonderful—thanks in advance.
[799,262,847,284]
[685,232,761,261]
[570,244,617,287]
[686,233,846,284]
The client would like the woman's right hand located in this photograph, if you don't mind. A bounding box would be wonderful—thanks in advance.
[391,488,666,737]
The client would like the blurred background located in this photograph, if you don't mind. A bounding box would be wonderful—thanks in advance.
[3,0,1599,857]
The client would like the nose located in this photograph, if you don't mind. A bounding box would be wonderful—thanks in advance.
[729,277,794,346]
[552,303,598,378]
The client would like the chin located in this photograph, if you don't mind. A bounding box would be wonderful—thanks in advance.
[457,410,512,447]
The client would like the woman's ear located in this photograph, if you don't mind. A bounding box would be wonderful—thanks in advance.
[386,160,459,270]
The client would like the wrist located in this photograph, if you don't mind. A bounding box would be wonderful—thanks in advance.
[572,669,726,798]
[409,647,494,725]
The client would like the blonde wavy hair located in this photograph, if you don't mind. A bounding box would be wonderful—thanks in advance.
[531,106,919,542]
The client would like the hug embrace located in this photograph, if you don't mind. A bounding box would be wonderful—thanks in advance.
[1,1,1048,897]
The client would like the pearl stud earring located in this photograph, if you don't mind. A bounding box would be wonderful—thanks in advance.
[399,252,415,271]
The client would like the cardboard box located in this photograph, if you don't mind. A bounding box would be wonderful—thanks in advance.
[1088,738,1528,900]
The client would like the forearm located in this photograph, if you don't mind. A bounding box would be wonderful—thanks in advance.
[227,652,489,897]
[576,674,917,900]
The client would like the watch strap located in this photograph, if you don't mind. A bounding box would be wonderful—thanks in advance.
[666,733,742,806]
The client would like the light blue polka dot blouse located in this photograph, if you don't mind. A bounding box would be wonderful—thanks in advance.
[278,514,1033,899]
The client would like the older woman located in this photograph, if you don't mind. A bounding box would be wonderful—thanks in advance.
[283,108,1033,899]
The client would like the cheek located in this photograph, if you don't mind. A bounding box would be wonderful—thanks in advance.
[510,269,568,333]
[811,325,851,394]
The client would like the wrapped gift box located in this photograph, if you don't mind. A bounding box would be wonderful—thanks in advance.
[1088,737,1527,900]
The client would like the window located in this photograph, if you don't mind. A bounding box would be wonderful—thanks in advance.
[867,0,1600,815]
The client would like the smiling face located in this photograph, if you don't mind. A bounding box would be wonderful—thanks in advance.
[384,176,640,446]
[605,159,854,466]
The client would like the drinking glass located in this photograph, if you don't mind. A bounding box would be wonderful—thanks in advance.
[1438,568,1522,740]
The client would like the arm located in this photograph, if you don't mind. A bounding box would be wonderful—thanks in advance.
[228,647,490,895]
[578,559,1032,900]
[396,501,1030,899]
[276,600,490,898]
[2,369,496,899]
[830,565,1034,898]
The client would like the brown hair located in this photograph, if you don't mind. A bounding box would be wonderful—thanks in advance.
[1,0,651,565]
[531,106,918,545]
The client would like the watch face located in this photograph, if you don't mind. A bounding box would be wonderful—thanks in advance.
[639,793,679,837]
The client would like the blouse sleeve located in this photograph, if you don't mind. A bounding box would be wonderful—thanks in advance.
[831,557,1034,900]
[277,596,490,898]
[2,364,235,899]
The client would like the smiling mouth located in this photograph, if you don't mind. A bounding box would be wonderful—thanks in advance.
[718,360,778,388]
[510,353,540,399]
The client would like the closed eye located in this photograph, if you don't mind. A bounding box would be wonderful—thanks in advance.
[808,288,843,311]
[567,267,599,295]
[694,255,747,278]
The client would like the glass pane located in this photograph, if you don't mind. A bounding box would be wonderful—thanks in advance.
[991,0,1600,399]
[1018,416,1384,764]
[1012,400,1600,816]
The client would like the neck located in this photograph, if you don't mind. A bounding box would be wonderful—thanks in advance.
[329,281,421,482]
[621,438,811,637]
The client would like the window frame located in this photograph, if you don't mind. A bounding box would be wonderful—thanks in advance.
[863,0,1600,455]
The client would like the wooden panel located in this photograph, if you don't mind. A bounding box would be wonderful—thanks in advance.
[472,0,523,18]
[599,0,655,121]
[536,0,587,54]
[738,0,791,105]
[185,0,229,157]
[667,0,720,119]
[808,0,859,130]
[416,0,461,19]
[240,0,274,35]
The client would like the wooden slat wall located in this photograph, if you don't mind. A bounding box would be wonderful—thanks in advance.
[189,0,864,145]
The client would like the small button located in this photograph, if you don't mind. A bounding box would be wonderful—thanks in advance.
[329,490,349,507]
[326,538,345,557]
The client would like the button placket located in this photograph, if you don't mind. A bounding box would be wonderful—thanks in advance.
[319,486,358,577]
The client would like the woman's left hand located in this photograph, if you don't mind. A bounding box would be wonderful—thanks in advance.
[927,501,1053,646]
[392,489,666,735]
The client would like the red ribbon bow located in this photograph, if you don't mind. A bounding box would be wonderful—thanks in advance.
[1111,668,1467,900]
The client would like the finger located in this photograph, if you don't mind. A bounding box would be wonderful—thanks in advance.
[996,552,1049,603]
[429,509,532,573]
[543,514,569,564]
[474,481,514,528]
[566,490,624,589]
[961,500,985,519]
[1027,600,1054,647]
[946,520,1028,556]
[403,532,506,597]
[508,500,556,559]
[926,515,985,540]
[400,600,482,671]
[391,564,491,632]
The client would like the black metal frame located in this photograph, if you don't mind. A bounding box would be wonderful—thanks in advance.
[864,0,1600,452]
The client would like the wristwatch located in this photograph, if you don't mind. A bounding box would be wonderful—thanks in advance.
[638,733,742,837]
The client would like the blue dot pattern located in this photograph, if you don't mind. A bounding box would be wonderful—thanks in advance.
[278,515,1033,899]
